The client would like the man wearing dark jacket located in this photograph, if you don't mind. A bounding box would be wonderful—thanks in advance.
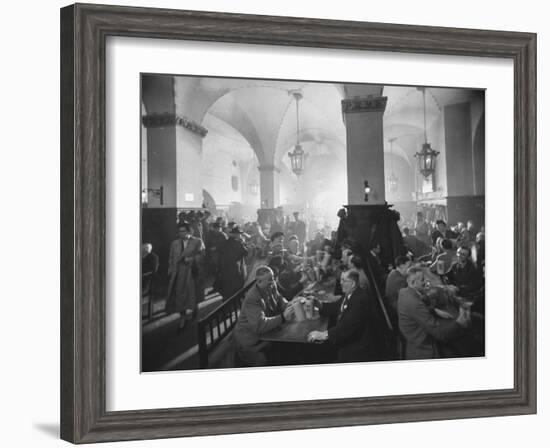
[398,266,470,359]
[385,255,411,313]
[234,266,294,366]
[431,220,457,245]
[218,226,248,300]
[307,270,378,362]
[446,246,484,295]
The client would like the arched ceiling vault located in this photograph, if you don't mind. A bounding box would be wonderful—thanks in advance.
[184,79,346,168]
[384,86,483,165]
[206,103,266,164]
[169,76,483,175]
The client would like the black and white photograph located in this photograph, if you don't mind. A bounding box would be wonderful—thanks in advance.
[3,0,543,445]
[140,74,486,372]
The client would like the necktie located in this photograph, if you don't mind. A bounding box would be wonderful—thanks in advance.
[338,294,350,320]
[267,290,277,315]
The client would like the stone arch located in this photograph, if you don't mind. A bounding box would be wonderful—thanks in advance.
[200,91,269,166]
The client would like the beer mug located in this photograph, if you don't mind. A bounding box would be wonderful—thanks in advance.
[304,298,314,320]
[436,259,445,275]
[293,298,306,322]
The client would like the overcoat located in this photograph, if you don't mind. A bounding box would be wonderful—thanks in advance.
[397,286,462,359]
[218,237,248,300]
[166,236,205,313]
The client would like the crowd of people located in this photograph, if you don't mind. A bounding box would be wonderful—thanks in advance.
[142,207,486,366]
[142,209,333,330]
[401,212,485,275]
[231,209,486,366]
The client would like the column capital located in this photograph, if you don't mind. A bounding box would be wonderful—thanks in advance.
[341,96,388,114]
[257,164,281,173]
[142,113,208,137]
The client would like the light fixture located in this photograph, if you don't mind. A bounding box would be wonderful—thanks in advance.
[364,180,371,202]
[414,87,440,178]
[288,91,306,176]
[141,186,164,206]
[388,137,399,193]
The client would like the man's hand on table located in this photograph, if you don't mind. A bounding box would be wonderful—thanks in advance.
[283,305,295,322]
[307,330,328,343]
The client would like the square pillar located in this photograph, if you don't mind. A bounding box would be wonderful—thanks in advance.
[342,96,388,205]
[258,164,281,209]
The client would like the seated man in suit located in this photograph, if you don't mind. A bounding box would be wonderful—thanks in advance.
[446,246,484,296]
[431,220,457,246]
[385,255,411,313]
[429,238,457,274]
[307,270,378,363]
[398,266,470,360]
[234,266,295,367]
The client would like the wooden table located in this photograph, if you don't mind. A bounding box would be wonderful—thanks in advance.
[260,277,338,344]
[260,314,329,343]
[259,277,341,365]
[260,314,333,365]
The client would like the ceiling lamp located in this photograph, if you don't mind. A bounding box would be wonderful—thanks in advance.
[388,137,399,193]
[288,91,306,176]
[414,87,440,178]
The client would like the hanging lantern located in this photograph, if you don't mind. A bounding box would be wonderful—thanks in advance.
[288,143,305,176]
[414,88,440,178]
[415,142,440,177]
[288,91,307,176]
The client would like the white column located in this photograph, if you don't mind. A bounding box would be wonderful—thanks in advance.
[342,96,388,205]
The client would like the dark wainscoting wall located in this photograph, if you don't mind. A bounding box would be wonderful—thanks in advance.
[142,207,177,289]
[446,195,485,229]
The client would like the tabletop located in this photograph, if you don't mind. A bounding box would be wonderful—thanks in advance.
[260,314,329,343]
[260,278,338,343]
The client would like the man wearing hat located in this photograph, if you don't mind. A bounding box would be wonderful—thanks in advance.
[218,225,249,300]
[205,220,227,293]
[292,212,307,250]
[166,221,205,332]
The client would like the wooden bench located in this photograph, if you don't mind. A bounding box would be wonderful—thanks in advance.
[141,273,155,321]
[197,281,255,368]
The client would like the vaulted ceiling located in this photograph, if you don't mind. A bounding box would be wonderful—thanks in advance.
[151,74,483,171]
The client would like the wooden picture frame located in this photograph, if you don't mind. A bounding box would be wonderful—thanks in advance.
[60,3,536,443]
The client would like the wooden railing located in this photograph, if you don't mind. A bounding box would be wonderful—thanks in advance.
[363,258,393,332]
[197,280,256,368]
[363,256,398,361]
